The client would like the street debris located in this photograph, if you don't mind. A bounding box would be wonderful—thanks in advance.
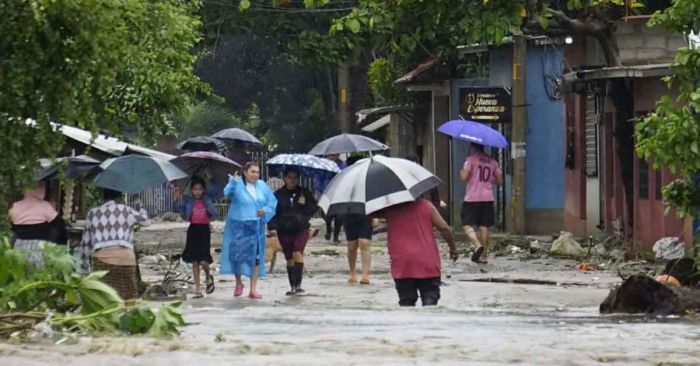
[652,237,686,261]
[551,232,586,257]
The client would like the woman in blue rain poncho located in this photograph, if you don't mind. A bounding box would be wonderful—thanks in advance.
[221,162,277,299]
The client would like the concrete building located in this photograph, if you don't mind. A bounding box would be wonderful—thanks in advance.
[562,17,694,247]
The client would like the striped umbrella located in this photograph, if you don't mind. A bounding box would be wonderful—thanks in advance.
[318,155,441,215]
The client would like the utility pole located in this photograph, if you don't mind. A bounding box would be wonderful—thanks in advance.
[509,35,527,234]
[338,63,350,133]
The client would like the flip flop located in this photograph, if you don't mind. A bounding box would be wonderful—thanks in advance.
[471,246,487,264]
[206,274,215,294]
[193,292,204,299]
[360,278,370,285]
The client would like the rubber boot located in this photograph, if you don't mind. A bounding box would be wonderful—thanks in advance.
[294,263,305,294]
[286,266,296,296]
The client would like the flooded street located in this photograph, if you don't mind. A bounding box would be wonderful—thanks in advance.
[2,224,699,365]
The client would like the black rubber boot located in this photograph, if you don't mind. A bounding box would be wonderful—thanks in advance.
[294,263,305,294]
[286,266,296,296]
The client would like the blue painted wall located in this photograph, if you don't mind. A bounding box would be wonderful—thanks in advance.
[524,46,565,209]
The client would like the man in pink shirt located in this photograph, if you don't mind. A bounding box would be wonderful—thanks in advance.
[460,144,503,264]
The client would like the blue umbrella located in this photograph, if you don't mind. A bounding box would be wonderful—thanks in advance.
[93,155,188,194]
[437,120,508,148]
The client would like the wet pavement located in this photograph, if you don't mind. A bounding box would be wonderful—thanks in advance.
[2,222,700,365]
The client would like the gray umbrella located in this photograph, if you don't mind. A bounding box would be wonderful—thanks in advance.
[176,136,225,152]
[34,155,101,181]
[92,155,187,194]
[211,128,262,146]
[308,133,389,156]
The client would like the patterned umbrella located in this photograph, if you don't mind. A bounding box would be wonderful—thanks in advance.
[267,154,341,195]
[171,151,241,200]
[267,154,341,174]
[211,128,262,146]
[318,155,441,215]
[93,155,187,194]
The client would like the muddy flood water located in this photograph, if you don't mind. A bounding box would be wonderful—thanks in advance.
[2,224,699,365]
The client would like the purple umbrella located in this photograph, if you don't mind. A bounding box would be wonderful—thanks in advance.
[437,120,508,148]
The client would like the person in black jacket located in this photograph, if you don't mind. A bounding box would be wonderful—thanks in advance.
[269,167,318,295]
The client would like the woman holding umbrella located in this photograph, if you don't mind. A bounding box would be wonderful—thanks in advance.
[268,167,317,295]
[221,162,277,299]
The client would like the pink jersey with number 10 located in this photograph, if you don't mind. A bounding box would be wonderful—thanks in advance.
[463,152,501,202]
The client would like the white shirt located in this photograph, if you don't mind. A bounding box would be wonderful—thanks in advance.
[246,182,258,200]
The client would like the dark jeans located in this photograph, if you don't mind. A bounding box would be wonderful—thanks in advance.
[324,215,342,239]
[394,277,441,307]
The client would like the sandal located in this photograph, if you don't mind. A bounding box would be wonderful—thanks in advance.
[471,246,488,264]
[249,292,262,300]
[193,292,204,299]
[360,277,370,285]
[234,283,245,297]
[206,274,215,294]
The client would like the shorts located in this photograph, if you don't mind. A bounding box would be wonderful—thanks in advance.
[461,202,495,227]
[344,214,373,241]
[394,277,441,307]
[278,230,310,261]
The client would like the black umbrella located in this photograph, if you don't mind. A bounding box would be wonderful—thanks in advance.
[318,155,441,215]
[211,128,262,146]
[308,133,389,156]
[176,136,225,152]
[170,151,241,200]
[34,155,101,181]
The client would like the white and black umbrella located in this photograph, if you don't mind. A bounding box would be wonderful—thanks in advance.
[318,155,441,216]
[308,133,389,156]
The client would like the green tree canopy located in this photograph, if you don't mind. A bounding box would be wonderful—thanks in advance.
[0,0,204,222]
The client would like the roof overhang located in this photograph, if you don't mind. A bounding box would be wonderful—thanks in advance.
[563,63,673,90]
[361,114,391,132]
[356,105,413,124]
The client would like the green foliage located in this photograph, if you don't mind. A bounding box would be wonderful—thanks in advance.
[368,58,409,105]
[0,0,205,228]
[169,98,240,139]
[636,0,700,219]
[0,237,184,338]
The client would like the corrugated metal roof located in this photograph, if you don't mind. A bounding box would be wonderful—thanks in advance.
[26,119,174,160]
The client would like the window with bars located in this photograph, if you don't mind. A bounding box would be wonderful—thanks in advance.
[585,93,600,177]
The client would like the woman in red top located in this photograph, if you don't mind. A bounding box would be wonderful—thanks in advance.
[379,199,458,306]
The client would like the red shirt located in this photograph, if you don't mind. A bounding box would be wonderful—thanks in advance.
[385,200,441,279]
[190,199,211,225]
